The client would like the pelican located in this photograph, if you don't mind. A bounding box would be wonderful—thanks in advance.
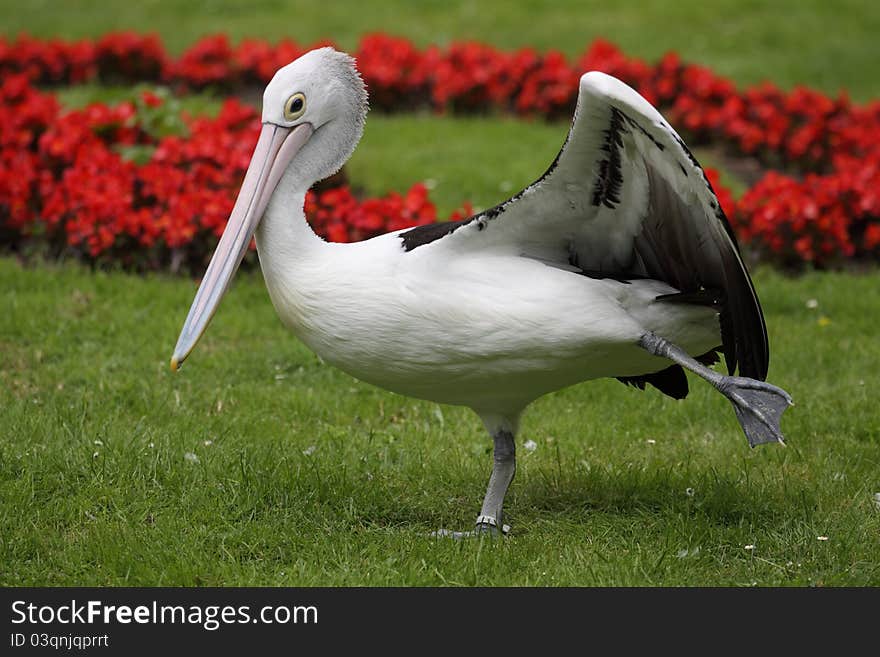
[171,48,792,536]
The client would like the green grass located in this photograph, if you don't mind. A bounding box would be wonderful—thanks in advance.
[2,258,878,586]
[2,0,878,587]
[346,114,747,214]
[2,0,879,100]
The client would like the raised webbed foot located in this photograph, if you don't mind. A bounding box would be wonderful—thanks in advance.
[715,376,793,447]
[638,333,793,448]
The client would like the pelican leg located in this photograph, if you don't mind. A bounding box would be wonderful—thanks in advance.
[474,429,516,536]
[432,424,517,540]
[639,332,793,447]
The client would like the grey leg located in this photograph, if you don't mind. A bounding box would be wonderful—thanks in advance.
[639,332,793,447]
[432,418,519,540]
[474,430,516,535]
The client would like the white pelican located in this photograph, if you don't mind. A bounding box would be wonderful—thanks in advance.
[171,48,792,536]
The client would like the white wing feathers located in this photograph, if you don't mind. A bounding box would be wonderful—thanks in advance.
[400,72,769,379]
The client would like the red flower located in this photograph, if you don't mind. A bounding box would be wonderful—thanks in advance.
[141,90,163,108]
[170,34,236,90]
[95,32,167,82]
[516,51,578,118]
[235,38,306,85]
[356,34,430,110]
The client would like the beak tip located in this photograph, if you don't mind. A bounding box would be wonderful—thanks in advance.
[170,356,180,372]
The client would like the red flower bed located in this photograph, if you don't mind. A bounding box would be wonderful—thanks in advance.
[1,32,879,268]
[0,76,444,270]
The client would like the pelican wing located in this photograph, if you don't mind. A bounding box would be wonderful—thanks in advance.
[400,72,768,379]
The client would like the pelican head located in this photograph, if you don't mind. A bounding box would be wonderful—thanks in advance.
[170,48,367,371]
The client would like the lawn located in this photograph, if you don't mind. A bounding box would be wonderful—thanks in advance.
[2,0,879,100]
[1,1,879,586]
[2,261,878,585]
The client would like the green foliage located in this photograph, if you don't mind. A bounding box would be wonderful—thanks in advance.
[129,86,191,139]
[57,85,223,164]
[1,259,878,585]
[57,85,223,126]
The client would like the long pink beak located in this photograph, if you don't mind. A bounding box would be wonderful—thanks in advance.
[170,122,313,371]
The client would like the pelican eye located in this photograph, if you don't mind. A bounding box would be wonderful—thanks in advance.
[284,93,306,121]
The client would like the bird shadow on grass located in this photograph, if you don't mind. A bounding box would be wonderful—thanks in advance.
[286,471,816,539]
[504,466,817,534]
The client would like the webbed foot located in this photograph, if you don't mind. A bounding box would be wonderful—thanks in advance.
[716,376,793,447]
[431,516,510,540]
[638,332,793,447]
